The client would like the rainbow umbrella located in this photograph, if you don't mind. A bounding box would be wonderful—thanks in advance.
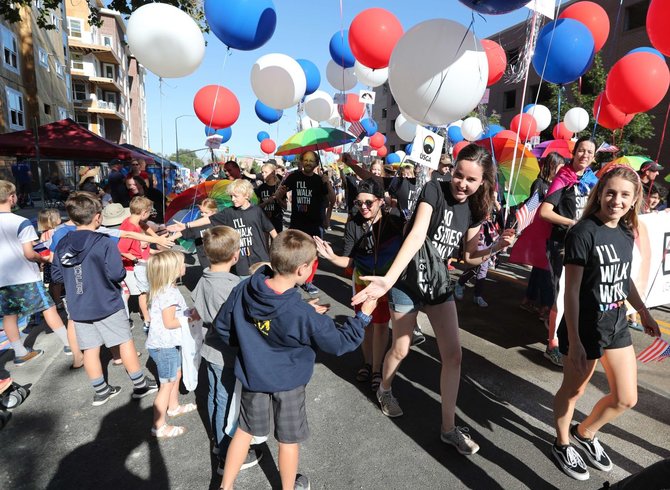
[531,139,575,160]
[165,179,258,223]
[275,127,355,156]
[595,156,649,178]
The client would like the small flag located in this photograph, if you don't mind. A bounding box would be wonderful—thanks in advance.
[348,121,366,142]
[515,191,541,235]
[596,142,620,154]
[637,337,670,363]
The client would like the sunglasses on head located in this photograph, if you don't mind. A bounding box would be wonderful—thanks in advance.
[354,199,376,208]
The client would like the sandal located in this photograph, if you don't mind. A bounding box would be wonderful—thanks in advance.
[355,363,372,383]
[370,372,382,392]
[167,403,197,417]
[151,423,187,438]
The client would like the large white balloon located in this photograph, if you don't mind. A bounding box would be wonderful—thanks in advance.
[326,60,357,91]
[563,107,590,133]
[327,105,342,127]
[127,3,205,78]
[394,114,418,142]
[251,54,306,110]
[527,104,552,132]
[301,116,319,130]
[396,150,406,160]
[304,90,334,122]
[354,61,388,87]
[448,120,464,128]
[389,19,488,126]
[461,117,484,141]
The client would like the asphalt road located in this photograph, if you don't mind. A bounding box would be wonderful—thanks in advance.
[1,212,669,489]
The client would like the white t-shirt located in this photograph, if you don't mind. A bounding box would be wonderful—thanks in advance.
[146,286,186,349]
[0,212,41,288]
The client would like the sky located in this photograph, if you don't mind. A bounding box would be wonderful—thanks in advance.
[144,0,533,162]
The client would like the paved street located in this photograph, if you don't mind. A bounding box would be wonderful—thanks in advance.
[1,212,669,489]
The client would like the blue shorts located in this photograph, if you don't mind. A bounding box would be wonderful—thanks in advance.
[388,282,454,313]
[148,347,181,383]
[0,281,54,316]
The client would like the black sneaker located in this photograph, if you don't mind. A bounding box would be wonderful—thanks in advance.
[411,326,426,346]
[132,378,158,399]
[294,473,310,490]
[240,448,263,470]
[92,386,122,406]
[552,442,589,481]
[570,424,613,471]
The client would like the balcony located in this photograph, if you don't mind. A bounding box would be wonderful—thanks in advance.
[68,33,122,65]
[71,71,123,92]
[74,99,126,120]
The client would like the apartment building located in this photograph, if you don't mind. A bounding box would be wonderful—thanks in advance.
[65,0,148,148]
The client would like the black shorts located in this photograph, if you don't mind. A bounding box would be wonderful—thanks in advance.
[546,240,564,300]
[558,307,632,360]
[238,385,309,444]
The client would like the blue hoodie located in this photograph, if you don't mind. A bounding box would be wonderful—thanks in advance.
[52,230,126,322]
[215,266,370,393]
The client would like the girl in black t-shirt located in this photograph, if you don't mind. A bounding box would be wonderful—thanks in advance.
[352,144,515,455]
[255,163,286,233]
[551,165,660,481]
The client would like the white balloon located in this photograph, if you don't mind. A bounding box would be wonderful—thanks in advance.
[564,107,590,133]
[389,19,488,126]
[327,105,342,127]
[448,120,464,128]
[127,3,205,78]
[354,61,388,87]
[251,54,306,110]
[304,90,334,122]
[394,114,418,142]
[461,117,484,141]
[526,104,552,132]
[326,60,357,91]
[301,116,318,130]
[396,150,406,160]
[400,110,422,126]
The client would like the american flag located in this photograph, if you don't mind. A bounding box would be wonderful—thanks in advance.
[596,142,620,154]
[348,121,366,142]
[515,191,540,235]
[637,337,670,363]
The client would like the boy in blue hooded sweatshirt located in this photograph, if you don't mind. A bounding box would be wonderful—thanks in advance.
[52,193,157,406]
[217,229,377,490]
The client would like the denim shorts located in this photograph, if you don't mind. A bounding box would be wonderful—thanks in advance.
[148,346,181,383]
[388,282,454,313]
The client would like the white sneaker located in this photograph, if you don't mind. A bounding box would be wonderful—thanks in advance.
[473,296,488,307]
[376,388,403,417]
[441,426,480,455]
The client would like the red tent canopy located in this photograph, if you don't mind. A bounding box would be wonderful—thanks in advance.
[0,118,150,163]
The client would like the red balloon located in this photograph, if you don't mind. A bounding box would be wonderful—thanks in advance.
[559,2,610,52]
[369,132,385,149]
[260,138,276,154]
[193,85,240,129]
[481,39,507,86]
[341,93,365,122]
[510,113,538,141]
[593,92,635,130]
[452,141,470,159]
[648,0,670,57]
[552,122,574,140]
[494,129,519,140]
[376,145,388,158]
[349,8,403,69]
[606,52,670,114]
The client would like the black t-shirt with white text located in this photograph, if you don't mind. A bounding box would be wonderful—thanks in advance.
[388,177,417,220]
[209,206,274,276]
[255,182,283,222]
[342,212,405,276]
[544,183,591,243]
[284,172,328,227]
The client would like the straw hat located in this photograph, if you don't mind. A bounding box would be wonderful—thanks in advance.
[79,166,100,186]
[101,203,130,227]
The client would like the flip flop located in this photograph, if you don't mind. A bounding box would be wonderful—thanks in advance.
[151,424,187,438]
[167,403,198,417]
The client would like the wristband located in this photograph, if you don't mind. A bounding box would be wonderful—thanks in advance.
[185,222,190,230]
[355,310,373,326]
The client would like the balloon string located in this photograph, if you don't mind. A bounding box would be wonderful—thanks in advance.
[654,101,670,164]
[159,77,167,219]
[206,48,232,131]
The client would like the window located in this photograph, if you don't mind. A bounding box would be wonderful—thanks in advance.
[65,74,72,101]
[382,108,387,119]
[75,113,89,128]
[44,103,51,115]
[68,18,82,38]
[34,0,44,8]
[72,80,87,101]
[102,35,112,48]
[2,27,19,72]
[624,1,649,31]
[6,87,25,129]
[528,84,539,104]
[37,47,49,69]
[55,61,64,79]
[503,89,517,111]
[97,116,105,137]
[50,12,60,31]
[103,63,114,79]
[71,53,83,71]
[58,107,68,120]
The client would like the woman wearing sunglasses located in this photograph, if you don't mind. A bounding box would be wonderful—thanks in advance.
[351,144,516,455]
[314,178,404,392]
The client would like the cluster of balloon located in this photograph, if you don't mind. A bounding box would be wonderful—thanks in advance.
[524,104,552,132]
[394,114,417,142]
[461,117,484,141]
[510,113,537,141]
[193,85,240,129]
[376,145,388,158]
[256,131,270,142]
[459,0,530,15]
[349,8,403,69]
[126,3,205,78]
[480,40,507,86]
[341,94,365,122]
[251,53,306,110]
[206,126,232,143]
[369,132,385,149]
[260,138,276,154]
[647,0,670,57]
[204,0,276,51]
[255,100,283,124]
[592,92,634,130]
[389,19,488,126]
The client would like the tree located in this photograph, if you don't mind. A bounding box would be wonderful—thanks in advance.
[167,149,204,171]
[1,0,205,31]
[545,54,655,164]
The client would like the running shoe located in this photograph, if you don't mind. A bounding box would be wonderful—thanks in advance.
[570,424,613,471]
[13,349,44,366]
[440,426,480,455]
[473,296,488,307]
[544,347,563,367]
[376,388,403,418]
[552,442,589,480]
[92,386,122,407]
[294,474,310,489]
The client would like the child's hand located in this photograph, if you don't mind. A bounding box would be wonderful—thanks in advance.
[360,297,378,316]
[640,311,660,337]
[307,298,330,314]
[499,228,517,249]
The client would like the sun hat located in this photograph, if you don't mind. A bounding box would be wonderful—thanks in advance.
[78,166,100,186]
[101,203,130,227]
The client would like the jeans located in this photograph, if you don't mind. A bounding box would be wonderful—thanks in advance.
[205,360,236,462]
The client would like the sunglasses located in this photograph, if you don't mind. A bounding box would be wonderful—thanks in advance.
[354,199,377,208]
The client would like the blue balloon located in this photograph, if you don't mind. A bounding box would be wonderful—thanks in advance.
[386,153,401,164]
[360,118,378,137]
[459,0,529,15]
[329,31,355,68]
[296,59,321,96]
[405,143,413,154]
[532,19,595,85]
[523,104,535,113]
[448,126,464,144]
[284,154,296,162]
[481,124,504,139]
[255,100,283,124]
[257,131,270,142]
[204,0,277,51]
[205,126,232,143]
[628,47,665,61]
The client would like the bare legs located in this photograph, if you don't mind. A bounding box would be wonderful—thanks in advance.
[153,370,182,430]
[361,322,389,374]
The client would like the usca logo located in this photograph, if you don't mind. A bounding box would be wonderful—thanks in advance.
[423,135,435,154]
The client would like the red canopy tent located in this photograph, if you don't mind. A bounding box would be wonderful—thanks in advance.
[0,118,150,162]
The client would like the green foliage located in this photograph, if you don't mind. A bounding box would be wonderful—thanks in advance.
[168,149,204,171]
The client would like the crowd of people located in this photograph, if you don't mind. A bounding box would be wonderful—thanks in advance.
[0,141,668,488]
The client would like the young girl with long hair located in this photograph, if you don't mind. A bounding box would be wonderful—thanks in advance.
[352,144,515,455]
[551,166,660,480]
[146,250,199,438]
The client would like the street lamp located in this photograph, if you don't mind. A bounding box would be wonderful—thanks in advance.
[174,114,196,164]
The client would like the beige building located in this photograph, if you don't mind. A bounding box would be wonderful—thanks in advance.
[65,0,147,147]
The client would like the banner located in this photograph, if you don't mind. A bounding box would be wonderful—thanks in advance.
[631,212,670,310]
[408,127,444,170]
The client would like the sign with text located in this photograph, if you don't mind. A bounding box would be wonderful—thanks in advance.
[631,212,670,310]
[408,127,444,170]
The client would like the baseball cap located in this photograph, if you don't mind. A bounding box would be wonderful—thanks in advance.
[641,160,663,172]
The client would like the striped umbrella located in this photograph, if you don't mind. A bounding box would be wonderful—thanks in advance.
[275,127,355,156]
